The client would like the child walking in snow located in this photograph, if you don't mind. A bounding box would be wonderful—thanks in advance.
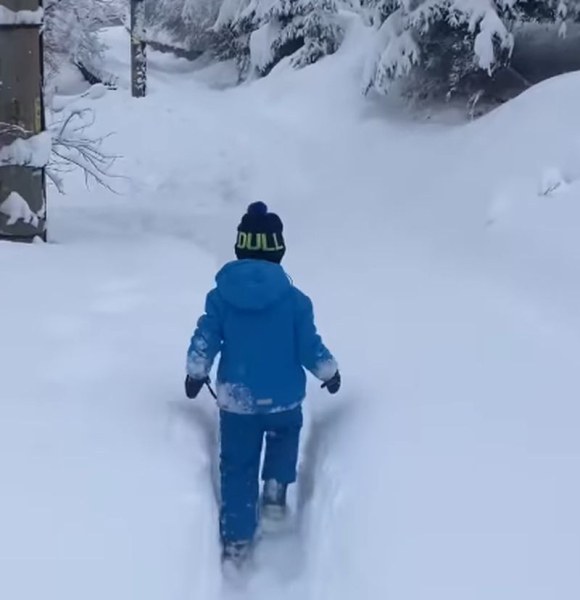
[184,202,340,565]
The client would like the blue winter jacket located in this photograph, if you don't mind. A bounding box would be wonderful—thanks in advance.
[187,260,337,414]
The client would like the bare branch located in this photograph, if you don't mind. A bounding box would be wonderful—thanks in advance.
[46,168,65,194]
[47,108,124,194]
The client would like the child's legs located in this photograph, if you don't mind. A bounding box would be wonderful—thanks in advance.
[219,410,263,544]
[262,405,303,484]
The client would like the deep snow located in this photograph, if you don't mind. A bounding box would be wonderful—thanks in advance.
[1,23,580,600]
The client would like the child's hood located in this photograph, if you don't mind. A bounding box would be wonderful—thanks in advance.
[215,260,292,311]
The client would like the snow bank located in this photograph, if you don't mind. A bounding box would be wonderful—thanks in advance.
[0,6,43,25]
[0,132,51,167]
[462,72,580,276]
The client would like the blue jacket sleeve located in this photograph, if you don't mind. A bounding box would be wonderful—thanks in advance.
[186,290,223,380]
[295,290,338,381]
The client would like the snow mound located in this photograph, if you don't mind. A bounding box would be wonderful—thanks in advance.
[470,72,580,264]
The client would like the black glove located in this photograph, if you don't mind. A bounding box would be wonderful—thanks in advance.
[321,371,341,395]
[185,375,206,399]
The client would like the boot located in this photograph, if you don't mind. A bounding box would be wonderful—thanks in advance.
[221,540,251,567]
[261,479,288,520]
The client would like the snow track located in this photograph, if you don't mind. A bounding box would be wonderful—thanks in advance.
[172,395,355,598]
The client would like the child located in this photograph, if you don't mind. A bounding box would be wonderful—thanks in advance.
[184,202,340,565]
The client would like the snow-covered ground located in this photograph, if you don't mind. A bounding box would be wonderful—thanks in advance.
[2,24,580,600]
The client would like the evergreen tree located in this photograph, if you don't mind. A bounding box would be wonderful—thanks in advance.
[211,0,259,78]
[363,0,580,99]
[143,0,222,52]
[515,0,580,24]
[213,0,343,78]
[362,0,516,98]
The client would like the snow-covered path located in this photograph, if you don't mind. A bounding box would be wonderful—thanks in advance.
[2,25,580,600]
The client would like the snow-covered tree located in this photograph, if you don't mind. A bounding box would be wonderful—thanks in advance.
[211,0,256,78]
[143,0,222,52]
[514,0,580,38]
[363,0,580,99]
[213,0,343,78]
[257,0,343,73]
[42,2,122,191]
[363,0,516,97]
[515,0,580,23]
[44,0,124,90]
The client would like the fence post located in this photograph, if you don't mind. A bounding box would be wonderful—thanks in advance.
[0,0,47,242]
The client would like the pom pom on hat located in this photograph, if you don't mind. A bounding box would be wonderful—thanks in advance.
[247,201,268,216]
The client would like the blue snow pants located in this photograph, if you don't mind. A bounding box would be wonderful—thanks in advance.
[219,405,303,544]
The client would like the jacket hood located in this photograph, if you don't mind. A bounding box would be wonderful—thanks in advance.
[215,260,292,311]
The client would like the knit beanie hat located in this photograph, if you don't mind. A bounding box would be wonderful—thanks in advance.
[235,202,286,263]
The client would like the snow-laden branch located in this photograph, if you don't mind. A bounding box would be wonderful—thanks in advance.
[1,108,121,194]
[0,6,43,25]
[47,108,121,193]
[363,0,515,97]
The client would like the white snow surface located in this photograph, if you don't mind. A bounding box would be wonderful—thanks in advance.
[2,23,580,600]
[0,6,43,25]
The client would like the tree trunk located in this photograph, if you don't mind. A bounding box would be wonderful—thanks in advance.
[131,0,147,98]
